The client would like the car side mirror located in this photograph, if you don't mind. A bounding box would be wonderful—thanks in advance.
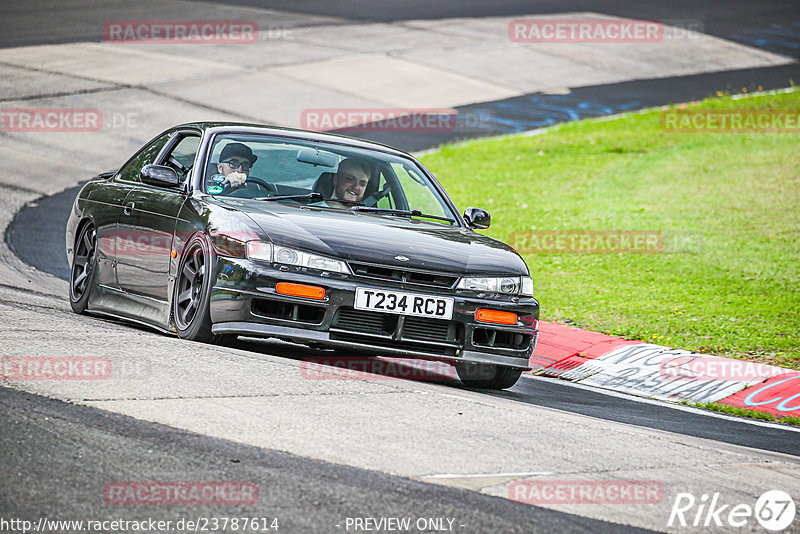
[463,207,490,229]
[140,164,180,188]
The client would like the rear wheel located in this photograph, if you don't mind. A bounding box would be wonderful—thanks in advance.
[69,222,97,314]
[172,234,235,345]
[455,361,522,390]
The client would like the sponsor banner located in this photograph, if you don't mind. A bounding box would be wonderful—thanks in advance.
[717,373,800,416]
[661,109,800,133]
[574,345,771,403]
[104,20,258,44]
[2,357,111,380]
[510,479,663,504]
[104,481,258,505]
[509,18,663,43]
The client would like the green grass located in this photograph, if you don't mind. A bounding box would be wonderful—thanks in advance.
[689,401,800,426]
[421,89,800,370]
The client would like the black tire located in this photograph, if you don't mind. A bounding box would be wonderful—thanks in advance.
[172,234,235,345]
[455,361,522,390]
[69,222,98,314]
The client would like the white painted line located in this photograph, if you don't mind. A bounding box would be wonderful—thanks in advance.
[421,471,553,479]
[521,374,800,433]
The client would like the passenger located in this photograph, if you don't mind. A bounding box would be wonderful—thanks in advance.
[327,158,370,206]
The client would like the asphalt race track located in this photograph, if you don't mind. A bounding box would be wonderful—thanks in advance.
[2,386,649,534]
[7,184,800,458]
[2,1,800,533]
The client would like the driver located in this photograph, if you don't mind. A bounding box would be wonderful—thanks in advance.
[208,143,257,193]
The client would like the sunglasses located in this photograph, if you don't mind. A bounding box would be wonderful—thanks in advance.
[222,159,252,170]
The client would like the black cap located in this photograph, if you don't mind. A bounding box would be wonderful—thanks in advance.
[219,142,257,164]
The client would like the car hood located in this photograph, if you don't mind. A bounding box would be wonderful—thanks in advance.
[224,200,528,275]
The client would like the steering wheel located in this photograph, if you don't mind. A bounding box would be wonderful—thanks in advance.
[225,176,277,198]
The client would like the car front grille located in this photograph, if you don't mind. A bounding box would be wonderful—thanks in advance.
[251,298,325,324]
[333,307,397,335]
[331,307,463,355]
[402,316,454,343]
[348,262,458,289]
[472,328,533,350]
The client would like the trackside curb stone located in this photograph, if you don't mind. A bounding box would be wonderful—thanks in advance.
[531,321,800,418]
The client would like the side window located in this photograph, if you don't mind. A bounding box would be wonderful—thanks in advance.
[160,134,200,181]
[117,132,172,183]
[391,163,447,218]
[376,171,395,209]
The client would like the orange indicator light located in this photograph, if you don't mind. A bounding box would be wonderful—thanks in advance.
[276,282,326,300]
[475,308,518,325]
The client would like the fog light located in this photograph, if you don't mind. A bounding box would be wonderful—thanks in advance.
[475,308,518,325]
[276,282,326,300]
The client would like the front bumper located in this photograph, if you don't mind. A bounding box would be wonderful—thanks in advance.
[209,258,539,370]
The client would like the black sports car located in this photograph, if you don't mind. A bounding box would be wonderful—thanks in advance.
[66,123,539,389]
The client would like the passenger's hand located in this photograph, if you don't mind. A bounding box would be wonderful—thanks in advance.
[224,171,247,188]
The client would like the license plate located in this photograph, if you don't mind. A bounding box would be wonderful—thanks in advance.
[354,287,454,320]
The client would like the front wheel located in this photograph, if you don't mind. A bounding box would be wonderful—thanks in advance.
[69,222,97,314]
[172,234,235,345]
[455,361,522,390]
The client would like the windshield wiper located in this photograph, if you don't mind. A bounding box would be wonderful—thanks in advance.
[255,192,323,202]
[254,193,366,206]
[350,206,454,223]
[322,198,364,205]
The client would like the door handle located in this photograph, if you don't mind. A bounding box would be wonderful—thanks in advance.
[123,202,135,215]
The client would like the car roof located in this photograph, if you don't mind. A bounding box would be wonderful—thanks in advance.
[175,122,413,159]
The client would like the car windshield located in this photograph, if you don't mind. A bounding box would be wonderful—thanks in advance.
[204,133,458,225]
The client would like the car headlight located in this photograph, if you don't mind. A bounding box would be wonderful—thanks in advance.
[521,276,534,297]
[457,276,534,297]
[245,241,273,262]
[246,242,350,274]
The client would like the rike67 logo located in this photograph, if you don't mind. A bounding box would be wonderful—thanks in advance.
[669,490,796,531]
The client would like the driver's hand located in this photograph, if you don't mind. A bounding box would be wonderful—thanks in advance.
[224,171,247,188]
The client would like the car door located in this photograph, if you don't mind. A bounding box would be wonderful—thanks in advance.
[115,131,200,306]
[93,131,173,291]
